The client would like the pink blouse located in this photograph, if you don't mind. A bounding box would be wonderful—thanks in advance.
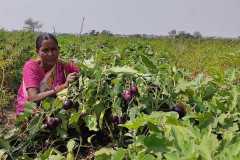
[16,59,79,115]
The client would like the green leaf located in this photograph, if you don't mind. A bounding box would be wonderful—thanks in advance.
[38,148,64,160]
[69,112,80,126]
[141,154,156,160]
[141,55,157,73]
[230,86,239,112]
[95,154,111,160]
[203,83,217,100]
[28,115,43,136]
[18,101,36,119]
[0,138,10,150]
[0,149,8,160]
[53,98,63,110]
[175,79,194,93]
[66,152,74,160]
[215,136,240,159]
[93,101,105,128]
[84,115,98,131]
[24,101,36,112]
[95,147,113,160]
[37,148,52,160]
[42,99,52,111]
[143,133,169,153]
[111,148,126,160]
[99,110,105,129]
[48,154,65,160]
[164,152,179,160]
[15,113,28,126]
[108,66,139,75]
[67,139,76,153]
[136,151,156,160]
[128,106,140,120]
[122,113,160,130]
[171,126,197,156]
[198,132,219,160]
[95,147,114,156]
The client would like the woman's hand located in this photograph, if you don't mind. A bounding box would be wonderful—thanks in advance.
[64,72,78,87]
[27,72,79,102]
[54,72,78,93]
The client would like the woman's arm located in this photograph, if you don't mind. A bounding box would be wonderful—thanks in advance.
[27,72,77,102]
[27,83,67,102]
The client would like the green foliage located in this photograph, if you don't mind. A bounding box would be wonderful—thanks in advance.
[2,31,240,159]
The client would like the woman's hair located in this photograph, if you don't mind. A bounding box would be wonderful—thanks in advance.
[36,33,58,49]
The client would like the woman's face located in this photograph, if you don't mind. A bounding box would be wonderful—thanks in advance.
[37,39,59,68]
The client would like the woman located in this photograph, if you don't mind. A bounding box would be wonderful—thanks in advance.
[16,33,79,115]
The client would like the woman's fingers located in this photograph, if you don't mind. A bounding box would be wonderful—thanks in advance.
[67,72,78,82]
[69,72,78,77]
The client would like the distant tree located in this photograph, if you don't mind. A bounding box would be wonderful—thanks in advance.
[131,34,142,38]
[101,30,113,36]
[193,31,202,38]
[142,34,148,38]
[24,18,42,32]
[89,29,99,35]
[89,30,95,35]
[177,31,193,38]
[168,29,177,37]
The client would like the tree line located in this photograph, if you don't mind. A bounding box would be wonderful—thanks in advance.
[23,18,202,38]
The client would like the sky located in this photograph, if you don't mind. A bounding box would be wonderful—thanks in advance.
[0,0,240,38]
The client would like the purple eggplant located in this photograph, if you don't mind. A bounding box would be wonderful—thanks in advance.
[112,116,120,125]
[63,99,74,110]
[121,90,132,103]
[172,103,186,118]
[44,117,61,129]
[130,84,138,95]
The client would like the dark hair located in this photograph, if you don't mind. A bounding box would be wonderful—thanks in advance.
[36,33,58,49]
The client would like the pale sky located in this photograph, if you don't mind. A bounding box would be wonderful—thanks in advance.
[0,0,240,37]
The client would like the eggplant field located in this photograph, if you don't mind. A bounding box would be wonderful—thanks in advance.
[1,31,240,159]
